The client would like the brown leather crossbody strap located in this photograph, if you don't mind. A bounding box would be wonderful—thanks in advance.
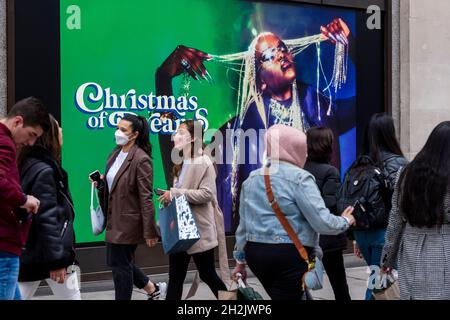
[263,166,310,266]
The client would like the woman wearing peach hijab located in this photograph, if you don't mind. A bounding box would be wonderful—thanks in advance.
[232,124,355,300]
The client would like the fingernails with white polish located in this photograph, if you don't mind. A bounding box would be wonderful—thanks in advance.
[340,32,349,45]
[328,33,338,43]
[205,70,215,85]
[200,73,211,85]
[338,33,347,45]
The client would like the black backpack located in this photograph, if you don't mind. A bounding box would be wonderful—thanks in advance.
[337,155,389,230]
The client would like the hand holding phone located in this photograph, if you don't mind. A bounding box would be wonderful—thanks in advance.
[89,170,102,183]
[154,188,166,196]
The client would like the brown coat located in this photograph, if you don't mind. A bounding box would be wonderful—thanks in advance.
[100,145,157,244]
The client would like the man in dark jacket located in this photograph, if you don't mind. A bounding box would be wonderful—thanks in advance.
[0,97,49,300]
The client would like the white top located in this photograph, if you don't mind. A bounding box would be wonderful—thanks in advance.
[175,160,189,188]
[106,151,128,191]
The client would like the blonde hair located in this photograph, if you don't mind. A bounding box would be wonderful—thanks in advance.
[209,31,348,211]
[211,32,327,129]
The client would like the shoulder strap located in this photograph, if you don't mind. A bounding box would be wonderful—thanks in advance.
[263,166,310,266]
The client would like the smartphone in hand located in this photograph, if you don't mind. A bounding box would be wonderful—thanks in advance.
[154,188,166,196]
[89,170,102,183]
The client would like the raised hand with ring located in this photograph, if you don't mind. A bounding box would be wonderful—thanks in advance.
[157,45,214,84]
[180,58,191,70]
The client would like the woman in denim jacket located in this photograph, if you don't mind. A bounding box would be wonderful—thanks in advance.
[232,124,355,300]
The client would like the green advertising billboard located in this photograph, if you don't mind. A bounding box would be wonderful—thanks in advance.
[60,0,357,243]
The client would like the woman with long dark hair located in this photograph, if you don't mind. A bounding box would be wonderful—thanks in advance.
[362,113,407,192]
[93,114,165,300]
[381,121,450,300]
[353,113,408,300]
[157,120,229,300]
[304,127,351,301]
[17,115,80,299]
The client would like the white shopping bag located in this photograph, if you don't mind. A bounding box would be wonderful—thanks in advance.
[90,182,105,235]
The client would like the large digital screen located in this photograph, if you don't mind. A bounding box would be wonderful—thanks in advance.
[57,0,362,243]
[11,0,388,247]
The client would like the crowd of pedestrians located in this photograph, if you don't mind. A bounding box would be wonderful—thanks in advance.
[1,97,449,300]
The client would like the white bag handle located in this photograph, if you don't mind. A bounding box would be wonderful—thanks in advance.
[90,182,100,211]
[90,182,105,235]
[236,273,246,288]
[90,182,95,211]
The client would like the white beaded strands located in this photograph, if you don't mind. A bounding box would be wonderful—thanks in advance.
[184,32,348,212]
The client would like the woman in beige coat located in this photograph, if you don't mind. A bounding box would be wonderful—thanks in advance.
[158,120,228,300]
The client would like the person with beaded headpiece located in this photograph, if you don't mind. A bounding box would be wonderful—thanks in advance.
[155,18,354,231]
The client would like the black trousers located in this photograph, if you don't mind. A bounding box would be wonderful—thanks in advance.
[166,248,227,300]
[106,243,149,300]
[321,249,351,301]
[245,242,309,300]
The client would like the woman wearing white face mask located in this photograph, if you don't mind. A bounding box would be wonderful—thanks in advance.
[92,114,166,300]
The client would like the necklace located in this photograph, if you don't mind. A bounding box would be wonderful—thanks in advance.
[268,81,305,132]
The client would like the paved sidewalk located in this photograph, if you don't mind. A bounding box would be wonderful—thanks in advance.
[33,255,370,300]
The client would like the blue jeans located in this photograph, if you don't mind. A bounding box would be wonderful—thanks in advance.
[353,229,386,300]
[0,256,22,300]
